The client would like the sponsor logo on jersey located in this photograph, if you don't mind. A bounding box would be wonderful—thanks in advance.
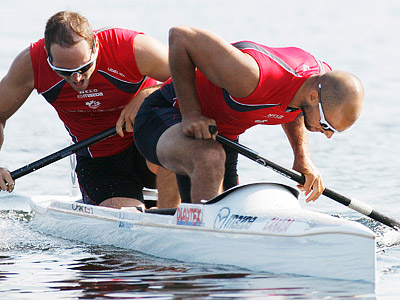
[85,100,101,109]
[77,89,104,100]
[107,67,126,77]
[255,113,284,123]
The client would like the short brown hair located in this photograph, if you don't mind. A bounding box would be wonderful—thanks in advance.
[45,11,95,60]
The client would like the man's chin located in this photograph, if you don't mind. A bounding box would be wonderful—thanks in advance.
[69,80,88,92]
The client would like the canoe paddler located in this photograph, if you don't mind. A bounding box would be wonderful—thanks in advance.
[134,25,364,205]
[0,11,180,210]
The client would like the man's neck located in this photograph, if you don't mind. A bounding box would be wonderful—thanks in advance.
[288,75,318,109]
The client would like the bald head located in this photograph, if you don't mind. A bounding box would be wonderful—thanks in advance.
[319,70,364,129]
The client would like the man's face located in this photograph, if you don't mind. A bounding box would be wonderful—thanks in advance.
[301,104,335,139]
[48,39,97,92]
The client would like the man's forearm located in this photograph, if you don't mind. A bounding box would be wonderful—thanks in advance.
[281,117,311,161]
[0,122,6,151]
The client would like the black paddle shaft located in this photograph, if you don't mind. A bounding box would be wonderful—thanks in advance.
[210,126,400,230]
[11,126,118,180]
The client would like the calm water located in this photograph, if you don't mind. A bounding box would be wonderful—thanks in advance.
[1,0,400,299]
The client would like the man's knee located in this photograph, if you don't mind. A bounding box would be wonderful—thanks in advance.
[193,142,226,176]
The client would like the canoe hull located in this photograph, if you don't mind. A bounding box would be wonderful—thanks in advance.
[30,182,376,282]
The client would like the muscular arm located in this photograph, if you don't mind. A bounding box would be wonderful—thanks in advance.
[282,116,324,202]
[0,47,35,191]
[168,25,260,139]
[134,34,170,82]
[115,34,170,137]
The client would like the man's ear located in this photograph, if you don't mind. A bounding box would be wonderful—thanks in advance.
[306,89,319,106]
[94,37,99,51]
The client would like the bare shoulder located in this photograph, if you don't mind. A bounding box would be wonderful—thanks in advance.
[3,47,35,88]
[134,33,167,53]
[0,47,35,121]
[169,25,259,97]
[133,34,170,81]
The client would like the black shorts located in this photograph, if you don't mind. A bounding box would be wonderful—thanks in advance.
[134,89,238,203]
[76,143,156,205]
[134,89,182,166]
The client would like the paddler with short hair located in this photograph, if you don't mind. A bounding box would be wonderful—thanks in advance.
[0,11,179,210]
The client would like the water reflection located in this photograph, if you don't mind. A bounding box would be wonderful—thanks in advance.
[42,247,376,300]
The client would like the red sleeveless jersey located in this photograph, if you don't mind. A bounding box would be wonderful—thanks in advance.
[30,28,157,157]
[161,41,331,140]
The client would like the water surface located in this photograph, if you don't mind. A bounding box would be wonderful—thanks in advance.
[1,0,400,299]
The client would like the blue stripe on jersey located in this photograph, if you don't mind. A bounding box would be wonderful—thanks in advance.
[222,89,279,112]
[98,71,146,94]
[42,80,67,103]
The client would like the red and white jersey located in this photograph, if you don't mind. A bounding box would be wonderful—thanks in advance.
[30,28,157,157]
[161,41,331,140]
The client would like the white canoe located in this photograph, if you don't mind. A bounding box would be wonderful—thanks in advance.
[29,182,376,283]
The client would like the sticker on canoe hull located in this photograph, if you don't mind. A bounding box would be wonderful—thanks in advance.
[263,217,294,233]
[71,203,93,215]
[214,207,257,230]
[176,207,203,227]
